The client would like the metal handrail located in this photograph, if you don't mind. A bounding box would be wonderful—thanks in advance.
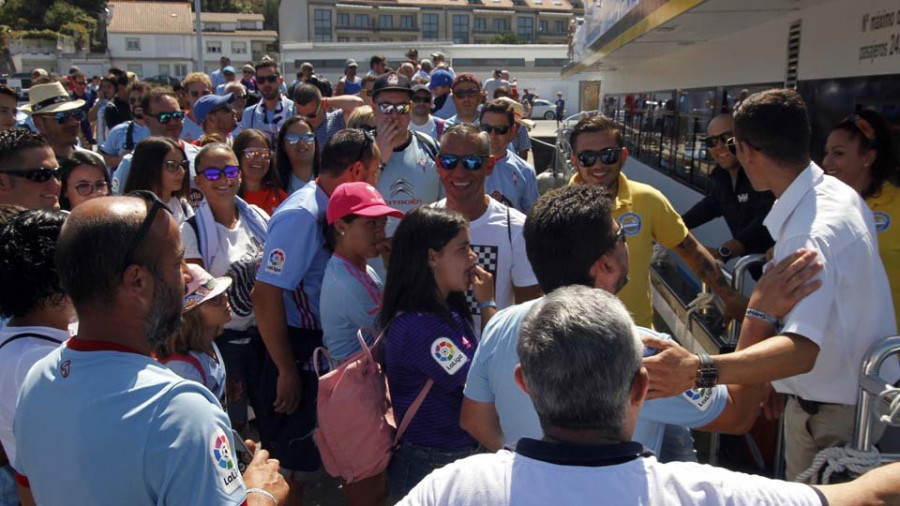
[726,254,766,346]
[853,336,900,452]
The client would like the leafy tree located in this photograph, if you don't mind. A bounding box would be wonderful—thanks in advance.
[491,32,522,44]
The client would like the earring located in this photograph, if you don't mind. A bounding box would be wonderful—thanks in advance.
[340,231,345,236]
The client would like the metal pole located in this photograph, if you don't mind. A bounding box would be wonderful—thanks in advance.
[194,0,204,73]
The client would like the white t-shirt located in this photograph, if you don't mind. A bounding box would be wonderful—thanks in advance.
[409,115,440,140]
[399,442,824,506]
[181,217,264,331]
[375,132,442,238]
[168,196,195,226]
[0,326,68,470]
[432,197,537,334]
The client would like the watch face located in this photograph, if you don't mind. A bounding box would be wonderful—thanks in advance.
[718,246,732,258]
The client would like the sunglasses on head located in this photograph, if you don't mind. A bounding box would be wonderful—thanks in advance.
[437,154,488,171]
[0,166,60,183]
[122,190,173,271]
[481,124,510,135]
[149,110,185,124]
[703,131,733,148]
[201,165,241,181]
[614,225,626,244]
[576,148,622,167]
[453,89,480,99]
[163,160,190,173]
[286,132,315,146]
[257,74,280,84]
[190,89,212,98]
[74,180,109,196]
[376,102,410,115]
[53,109,85,124]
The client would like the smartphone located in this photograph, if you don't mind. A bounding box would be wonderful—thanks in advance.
[231,429,255,474]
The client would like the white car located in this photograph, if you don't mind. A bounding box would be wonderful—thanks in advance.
[530,98,558,120]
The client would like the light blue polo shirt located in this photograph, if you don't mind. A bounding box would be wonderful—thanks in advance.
[320,254,383,360]
[101,120,150,158]
[463,297,728,454]
[13,340,247,505]
[256,181,330,330]
[486,150,539,214]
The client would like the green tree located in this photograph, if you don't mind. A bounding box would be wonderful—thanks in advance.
[491,32,521,44]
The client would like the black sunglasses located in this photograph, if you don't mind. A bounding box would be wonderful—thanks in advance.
[576,148,621,167]
[0,167,60,183]
[200,165,241,181]
[703,131,733,148]
[411,95,431,104]
[74,180,109,196]
[481,124,510,135]
[54,109,85,124]
[190,89,212,98]
[726,136,760,156]
[257,74,280,84]
[438,154,488,171]
[353,128,375,164]
[122,190,173,271]
[453,89,480,98]
[149,111,185,124]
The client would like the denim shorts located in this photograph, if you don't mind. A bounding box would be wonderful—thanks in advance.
[388,440,480,499]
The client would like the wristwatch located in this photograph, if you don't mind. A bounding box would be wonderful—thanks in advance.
[718,245,733,260]
[695,351,718,389]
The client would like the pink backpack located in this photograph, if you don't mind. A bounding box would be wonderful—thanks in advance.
[313,329,432,484]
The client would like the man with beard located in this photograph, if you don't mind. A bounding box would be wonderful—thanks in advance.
[100,81,150,170]
[240,59,296,144]
[25,82,104,166]
[192,94,238,145]
[12,194,288,505]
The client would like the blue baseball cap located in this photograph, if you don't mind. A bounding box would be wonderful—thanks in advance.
[429,69,453,90]
[223,66,236,75]
[193,93,234,124]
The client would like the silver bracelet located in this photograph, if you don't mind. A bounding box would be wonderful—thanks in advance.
[745,308,778,326]
[246,488,277,506]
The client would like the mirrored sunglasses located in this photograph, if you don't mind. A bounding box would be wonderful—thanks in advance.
[54,109,85,124]
[201,165,241,181]
[437,154,488,171]
[286,133,315,146]
[576,148,621,167]
[150,111,186,124]
[376,102,410,115]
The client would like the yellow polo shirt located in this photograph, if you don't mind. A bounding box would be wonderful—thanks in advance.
[867,181,900,330]
[571,172,689,327]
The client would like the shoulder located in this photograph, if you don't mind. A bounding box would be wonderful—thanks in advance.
[481,299,541,347]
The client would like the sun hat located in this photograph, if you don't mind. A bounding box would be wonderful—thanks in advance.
[21,82,84,115]
[326,182,404,225]
[492,96,536,130]
[183,263,232,313]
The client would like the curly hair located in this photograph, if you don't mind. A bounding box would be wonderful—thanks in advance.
[0,209,68,318]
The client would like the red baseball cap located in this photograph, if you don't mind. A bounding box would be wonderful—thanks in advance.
[326,182,404,225]
[452,73,481,90]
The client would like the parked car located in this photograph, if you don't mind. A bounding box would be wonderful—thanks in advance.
[0,72,32,102]
[531,99,557,120]
[143,74,181,87]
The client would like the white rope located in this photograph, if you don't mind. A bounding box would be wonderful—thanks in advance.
[878,384,900,426]
[794,446,882,484]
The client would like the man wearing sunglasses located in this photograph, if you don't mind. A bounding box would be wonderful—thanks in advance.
[69,71,96,146]
[292,83,363,150]
[408,84,446,141]
[0,128,61,210]
[180,72,214,143]
[569,115,747,329]
[681,114,774,265]
[24,82,104,167]
[252,130,383,503]
[239,59,296,144]
[192,93,238,146]
[100,81,150,170]
[431,124,540,336]
[446,74,484,127]
[479,100,538,214]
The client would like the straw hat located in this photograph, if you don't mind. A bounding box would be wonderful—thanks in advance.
[492,96,536,130]
[21,82,84,115]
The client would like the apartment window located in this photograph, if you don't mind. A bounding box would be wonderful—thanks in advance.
[206,41,222,54]
[205,22,222,31]
[125,38,141,51]
[231,41,247,54]
[400,15,414,28]
[517,17,533,43]
[453,14,469,44]
[337,13,350,26]
[379,15,392,28]
[539,20,549,33]
[314,9,332,41]
[555,20,566,33]
[422,13,439,39]
[174,64,187,77]
[338,36,349,42]
[355,14,369,27]
[158,64,170,76]
[493,18,507,31]
[474,18,486,31]
[239,20,256,30]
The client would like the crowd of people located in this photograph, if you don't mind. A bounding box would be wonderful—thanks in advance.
[1,52,900,506]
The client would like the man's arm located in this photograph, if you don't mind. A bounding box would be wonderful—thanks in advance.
[673,232,748,320]
[459,398,504,451]
[326,95,364,115]
[681,179,722,230]
[251,281,301,414]
[816,462,900,505]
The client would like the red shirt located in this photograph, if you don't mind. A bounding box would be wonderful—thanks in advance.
[243,186,287,216]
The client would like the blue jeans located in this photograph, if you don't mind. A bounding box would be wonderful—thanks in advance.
[388,441,480,499]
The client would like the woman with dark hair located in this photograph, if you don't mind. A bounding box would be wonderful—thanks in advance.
[275,116,318,194]
[379,206,494,499]
[234,129,287,215]
[181,142,270,437]
[823,109,900,327]
[59,151,110,210]
[123,136,193,224]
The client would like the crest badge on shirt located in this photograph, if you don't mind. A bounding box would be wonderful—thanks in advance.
[210,429,242,494]
[265,248,286,275]
[874,211,891,233]
[431,337,468,375]
[618,212,642,236]
[682,387,714,411]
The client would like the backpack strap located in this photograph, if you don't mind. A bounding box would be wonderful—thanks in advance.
[159,353,208,384]
[411,131,439,160]
[124,120,136,152]
[393,378,434,445]
[506,203,512,245]
[435,117,445,139]
[0,332,64,352]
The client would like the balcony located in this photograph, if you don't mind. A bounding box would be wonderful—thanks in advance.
[336,23,375,31]
[376,24,419,32]
[473,26,510,34]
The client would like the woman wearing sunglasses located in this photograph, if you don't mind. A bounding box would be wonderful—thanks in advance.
[822,109,900,328]
[124,136,194,224]
[181,142,271,437]
[59,151,110,210]
[234,129,287,216]
[275,116,319,194]
[379,206,493,499]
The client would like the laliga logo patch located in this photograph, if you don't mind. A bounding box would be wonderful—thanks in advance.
[618,212,642,236]
[210,429,241,494]
[431,337,468,375]
[874,211,891,233]
[683,387,713,411]
[265,249,286,275]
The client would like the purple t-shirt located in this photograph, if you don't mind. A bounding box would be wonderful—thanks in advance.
[385,310,478,450]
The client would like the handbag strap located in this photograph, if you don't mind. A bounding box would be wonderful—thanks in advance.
[393,378,434,445]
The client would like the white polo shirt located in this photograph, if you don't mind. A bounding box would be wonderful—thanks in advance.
[765,163,900,404]
[399,438,824,506]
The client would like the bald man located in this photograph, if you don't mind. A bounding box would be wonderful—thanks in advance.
[682,114,775,261]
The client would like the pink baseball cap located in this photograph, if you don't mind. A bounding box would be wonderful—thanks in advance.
[326,182,404,225]
[183,263,232,313]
